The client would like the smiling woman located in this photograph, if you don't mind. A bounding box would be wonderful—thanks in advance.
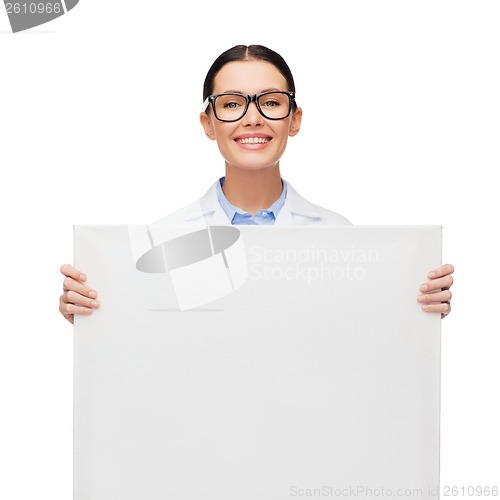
[59,44,454,323]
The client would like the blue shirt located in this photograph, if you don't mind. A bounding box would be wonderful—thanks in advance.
[216,176,288,225]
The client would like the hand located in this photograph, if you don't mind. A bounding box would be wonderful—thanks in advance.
[417,263,454,318]
[59,264,100,324]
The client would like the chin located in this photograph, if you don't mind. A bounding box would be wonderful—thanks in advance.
[226,152,284,172]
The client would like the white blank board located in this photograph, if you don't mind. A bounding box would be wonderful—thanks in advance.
[74,225,441,500]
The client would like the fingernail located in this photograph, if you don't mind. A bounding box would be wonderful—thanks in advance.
[417,294,427,302]
[428,272,436,279]
[91,300,100,308]
[420,284,428,292]
[88,291,97,299]
[80,274,87,281]
[422,305,431,311]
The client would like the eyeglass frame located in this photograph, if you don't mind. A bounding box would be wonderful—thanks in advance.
[202,91,296,122]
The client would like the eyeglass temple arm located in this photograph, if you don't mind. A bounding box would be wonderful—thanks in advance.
[202,97,210,112]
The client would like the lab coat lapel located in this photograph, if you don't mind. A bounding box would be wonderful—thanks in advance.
[274,181,322,225]
[273,203,295,225]
[183,180,231,226]
[208,204,233,225]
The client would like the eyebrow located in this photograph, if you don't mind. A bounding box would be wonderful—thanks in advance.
[219,88,284,94]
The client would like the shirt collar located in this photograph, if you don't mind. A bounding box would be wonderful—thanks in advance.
[215,176,288,223]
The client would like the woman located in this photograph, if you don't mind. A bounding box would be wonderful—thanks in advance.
[59,44,454,323]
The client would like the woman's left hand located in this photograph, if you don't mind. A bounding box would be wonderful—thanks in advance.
[417,263,454,318]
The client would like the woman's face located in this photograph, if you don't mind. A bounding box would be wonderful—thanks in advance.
[200,60,302,173]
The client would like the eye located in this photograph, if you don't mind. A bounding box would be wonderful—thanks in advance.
[261,99,280,108]
[223,101,242,109]
[216,94,247,110]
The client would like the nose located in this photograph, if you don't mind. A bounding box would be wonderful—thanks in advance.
[240,100,264,127]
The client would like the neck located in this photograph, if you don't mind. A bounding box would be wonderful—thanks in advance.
[222,165,283,216]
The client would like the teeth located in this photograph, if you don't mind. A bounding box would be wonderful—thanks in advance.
[237,137,270,144]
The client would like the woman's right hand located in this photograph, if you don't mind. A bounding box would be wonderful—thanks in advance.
[59,264,100,324]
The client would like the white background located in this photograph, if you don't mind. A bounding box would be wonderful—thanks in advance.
[1,1,498,498]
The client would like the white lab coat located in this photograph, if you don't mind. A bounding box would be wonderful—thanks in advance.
[153,179,351,226]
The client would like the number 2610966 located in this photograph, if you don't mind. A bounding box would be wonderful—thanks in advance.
[5,3,62,14]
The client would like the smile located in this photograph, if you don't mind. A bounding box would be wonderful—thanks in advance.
[235,137,271,144]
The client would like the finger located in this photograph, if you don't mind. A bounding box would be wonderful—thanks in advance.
[419,274,454,293]
[417,289,452,304]
[427,263,455,280]
[63,276,98,299]
[59,296,94,323]
[441,304,452,319]
[60,263,87,283]
[63,290,100,310]
[420,302,451,316]
[61,302,95,318]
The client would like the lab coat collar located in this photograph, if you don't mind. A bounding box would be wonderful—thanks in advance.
[183,179,322,226]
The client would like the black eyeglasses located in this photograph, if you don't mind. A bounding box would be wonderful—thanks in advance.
[203,91,296,122]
